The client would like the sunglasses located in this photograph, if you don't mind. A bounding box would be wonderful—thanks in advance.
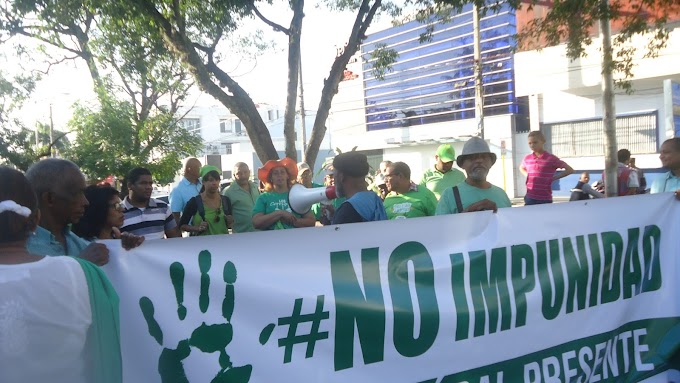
[109,202,124,210]
[214,208,221,223]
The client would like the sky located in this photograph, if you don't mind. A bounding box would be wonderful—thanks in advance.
[2,3,398,130]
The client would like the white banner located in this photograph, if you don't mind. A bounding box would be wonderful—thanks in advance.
[103,193,680,383]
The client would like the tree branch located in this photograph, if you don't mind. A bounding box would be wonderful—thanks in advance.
[172,0,186,35]
[33,54,81,74]
[248,1,290,34]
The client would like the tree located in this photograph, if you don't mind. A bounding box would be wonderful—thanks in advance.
[65,97,202,185]
[98,0,398,169]
[428,0,679,196]
[513,0,679,196]
[0,68,68,170]
[1,0,202,179]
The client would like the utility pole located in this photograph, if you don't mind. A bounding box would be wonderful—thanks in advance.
[49,103,55,157]
[473,3,485,140]
[298,49,307,161]
[600,0,618,197]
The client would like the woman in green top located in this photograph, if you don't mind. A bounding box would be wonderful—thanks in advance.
[252,158,316,230]
[180,166,233,236]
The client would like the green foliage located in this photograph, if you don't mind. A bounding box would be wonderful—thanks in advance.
[0,128,41,170]
[0,123,69,171]
[65,98,202,185]
[369,43,399,80]
[0,68,58,170]
[514,0,675,92]
[415,0,678,92]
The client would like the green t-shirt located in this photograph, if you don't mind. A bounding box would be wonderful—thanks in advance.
[190,206,230,236]
[223,181,260,233]
[435,181,512,215]
[383,186,438,219]
[252,191,300,230]
[420,167,466,200]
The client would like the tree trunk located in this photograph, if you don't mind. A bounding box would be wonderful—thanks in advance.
[600,0,618,198]
[138,0,279,163]
[283,0,304,161]
[304,0,382,169]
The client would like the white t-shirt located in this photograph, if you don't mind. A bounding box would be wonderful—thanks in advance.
[0,256,92,383]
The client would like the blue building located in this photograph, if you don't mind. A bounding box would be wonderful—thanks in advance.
[362,3,528,132]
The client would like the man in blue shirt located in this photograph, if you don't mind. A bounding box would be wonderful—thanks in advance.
[25,158,110,265]
[332,152,387,224]
[169,157,202,223]
[651,138,680,199]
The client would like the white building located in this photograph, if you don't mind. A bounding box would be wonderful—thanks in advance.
[328,5,680,198]
[178,104,334,184]
[514,27,680,196]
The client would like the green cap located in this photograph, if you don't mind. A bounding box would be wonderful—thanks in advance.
[436,144,456,163]
[199,165,221,178]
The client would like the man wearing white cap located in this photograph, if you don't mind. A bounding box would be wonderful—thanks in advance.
[420,144,465,200]
[436,137,511,214]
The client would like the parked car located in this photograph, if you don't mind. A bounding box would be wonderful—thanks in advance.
[219,180,231,193]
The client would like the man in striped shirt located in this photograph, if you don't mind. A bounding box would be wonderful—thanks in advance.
[520,131,574,205]
[120,167,181,240]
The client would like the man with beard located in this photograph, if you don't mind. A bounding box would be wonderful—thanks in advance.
[436,137,511,215]
[331,152,387,224]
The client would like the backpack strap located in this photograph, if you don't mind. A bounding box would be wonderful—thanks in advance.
[452,186,464,213]
[195,194,206,221]
[221,195,232,216]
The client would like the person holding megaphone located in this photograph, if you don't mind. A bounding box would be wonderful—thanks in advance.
[252,158,316,230]
[331,152,388,224]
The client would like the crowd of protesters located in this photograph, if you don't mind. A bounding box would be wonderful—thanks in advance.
[1,135,679,381]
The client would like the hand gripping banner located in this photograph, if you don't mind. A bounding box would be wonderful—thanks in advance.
[103,193,680,382]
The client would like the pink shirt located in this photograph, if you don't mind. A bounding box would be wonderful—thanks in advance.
[522,151,568,201]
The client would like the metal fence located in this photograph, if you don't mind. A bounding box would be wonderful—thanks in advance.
[543,112,658,157]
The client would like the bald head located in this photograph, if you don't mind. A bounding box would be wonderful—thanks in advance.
[233,162,251,186]
[184,158,201,181]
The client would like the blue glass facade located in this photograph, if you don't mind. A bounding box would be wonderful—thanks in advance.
[362,3,526,131]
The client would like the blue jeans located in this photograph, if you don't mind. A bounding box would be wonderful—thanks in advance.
[524,196,552,205]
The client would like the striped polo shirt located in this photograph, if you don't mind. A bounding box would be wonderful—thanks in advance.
[121,197,177,240]
[522,151,568,201]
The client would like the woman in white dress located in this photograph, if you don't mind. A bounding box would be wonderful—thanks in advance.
[0,166,121,383]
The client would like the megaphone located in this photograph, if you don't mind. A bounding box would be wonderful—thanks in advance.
[288,183,337,215]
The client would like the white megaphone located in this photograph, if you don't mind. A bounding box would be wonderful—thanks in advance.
[288,183,337,215]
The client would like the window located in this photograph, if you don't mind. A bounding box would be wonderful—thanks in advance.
[268,110,275,121]
[543,112,658,157]
[223,143,233,154]
[361,3,519,131]
[220,119,232,133]
[235,120,242,135]
[180,118,201,135]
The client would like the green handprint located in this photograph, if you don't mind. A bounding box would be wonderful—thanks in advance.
[139,250,252,383]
